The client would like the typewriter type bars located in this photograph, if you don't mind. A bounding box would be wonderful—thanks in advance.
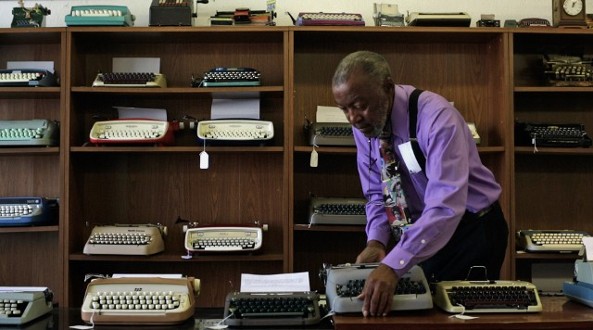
[325,264,432,313]
[89,120,174,145]
[517,229,590,253]
[223,291,321,327]
[308,122,355,146]
[184,226,262,253]
[92,73,167,87]
[309,197,366,225]
[83,224,166,256]
[0,119,59,147]
[0,287,53,325]
[81,277,196,325]
[297,12,365,26]
[197,120,274,145]
[433,280,543,313]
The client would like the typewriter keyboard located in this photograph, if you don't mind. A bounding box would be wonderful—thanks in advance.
[0,72,44,84]
[0,299,28,317]
[0,204,35,217]
[315,203,365,216]
[205,130,269,140]
[87,232,152,245]
[100,72,156,85]
[529,231,585,245]
[203,69,260,83]
[88,290,182,311]
[192,237,257,251]
[336,277,427,297]
[71,9,124,16]
[317,126,353,137]
[223,292,321,326]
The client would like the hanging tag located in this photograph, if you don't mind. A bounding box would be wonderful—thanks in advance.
[200,151,209,169]
[310,148,318,167]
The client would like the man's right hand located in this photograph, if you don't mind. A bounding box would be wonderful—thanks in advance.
[355,240,386,264]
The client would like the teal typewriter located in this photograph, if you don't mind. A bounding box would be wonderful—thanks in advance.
[65,5,135,26]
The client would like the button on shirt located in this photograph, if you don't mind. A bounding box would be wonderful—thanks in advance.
[353,84,501,278]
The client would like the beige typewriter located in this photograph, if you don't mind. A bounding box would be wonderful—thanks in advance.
[197,119,274,145]
[81,275,199,325]
[89,119,175,145]
[83,224,167,256]
[183,225,263,255]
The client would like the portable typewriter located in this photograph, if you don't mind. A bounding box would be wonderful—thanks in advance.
[0,69,57,87]
[223,291,321,327]
[295,12,365,26]
[65,5,135,26]
[193,67,261,87]
[83,224,167,256]
[515,122,592,148]
[308,197,366,225]
[184,225,263,253]
[307,122,355,146]
[197,119,274,145]
[89,119,175,145]
[543,54,593,87]
[81,276,199,325]
[92,72,167,88]
[0,197,58,227]
[0,287,53,325]
[0,119,59,147]
[323,263,433,314]
[433,279,542,313]
[516,229,590,253]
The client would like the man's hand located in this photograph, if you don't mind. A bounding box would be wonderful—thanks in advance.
[358,263,399,317]
[355,240,386,264]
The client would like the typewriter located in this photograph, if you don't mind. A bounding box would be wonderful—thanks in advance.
[295,12,365,26]
[89,119,175,145]
[433,279,542,313]
[543,54,593,87]
[0,69,57,87]
[193,67,261,87]
[308,122,355,147]
[83,224,167,256]
[81,276,199,325]
[65,5,135,26]
[323,264,432,314]
[516,229,590,253]
[184,226,262,253]
[0,119,59,147]
[515,122,592,148]
[309,197,366,225]
[223,291,321,327]
[92,72,167,88]
[0,197,58,227]
[0,287,53,325]
[197,119,274,145]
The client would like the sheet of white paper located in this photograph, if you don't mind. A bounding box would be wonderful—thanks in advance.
[583,237,593,261]
[240,272,310,292]
[115,106,168,121]
[112,274,183,278]
[7,61,54,73]
[211,98,260,120]
[112,57,160,73]
[316,105,348,123]
[0,286,48,292]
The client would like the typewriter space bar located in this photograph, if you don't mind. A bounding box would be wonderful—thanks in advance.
[241,312,305,318]
[96,310,168,316]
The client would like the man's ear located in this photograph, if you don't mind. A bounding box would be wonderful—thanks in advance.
[383,76,394,93]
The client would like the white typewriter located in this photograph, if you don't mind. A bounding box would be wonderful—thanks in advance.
[0,119,59,147]
[0,287,53,325]
[184,226,263,253]
[83,224,167,256]
[81,275,199,325]
[89,119,175,145]
[197,119,274,145]
[324,263,433,313]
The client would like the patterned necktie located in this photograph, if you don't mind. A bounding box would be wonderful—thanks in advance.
[379,129,411,242]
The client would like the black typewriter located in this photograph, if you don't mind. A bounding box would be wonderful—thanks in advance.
[0,69,57,87]
[193,67,261,87]
[92,72,167,87]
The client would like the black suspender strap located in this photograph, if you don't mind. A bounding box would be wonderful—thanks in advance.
[408,89,426,172]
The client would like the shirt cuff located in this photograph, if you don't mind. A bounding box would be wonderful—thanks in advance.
[381,247,416,278]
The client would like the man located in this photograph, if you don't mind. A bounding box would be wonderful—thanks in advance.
[332,51,508,317]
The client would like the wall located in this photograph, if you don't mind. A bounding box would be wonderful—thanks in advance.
[0,0,586,28]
